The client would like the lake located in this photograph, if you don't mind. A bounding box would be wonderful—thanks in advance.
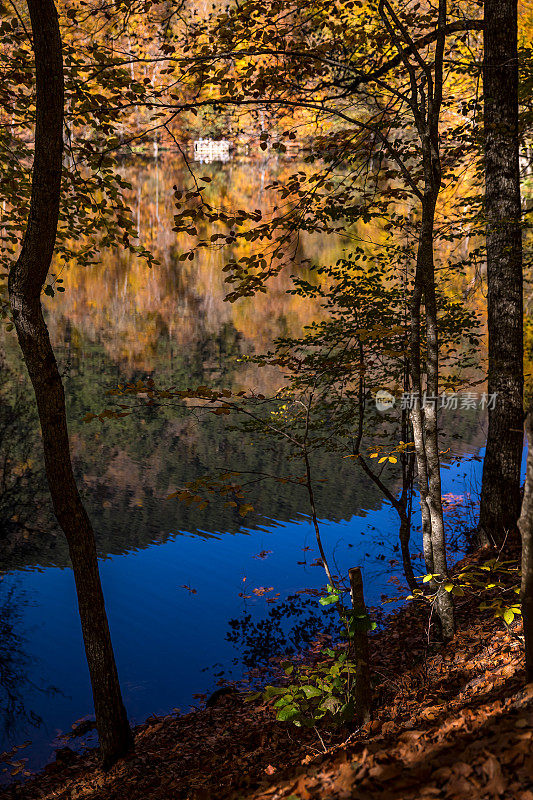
[0,154,498,781]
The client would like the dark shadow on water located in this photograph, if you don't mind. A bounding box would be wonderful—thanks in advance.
[0,580,62,782]
[224,593,340,682]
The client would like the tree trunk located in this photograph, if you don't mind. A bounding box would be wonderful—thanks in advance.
[398,512,419,594]
[479,0,524,549]
[381,0,454,638]
[414,198,455,640]
[348,567,372,725]
[9,0,133,768]
[423,211,455,641]
[518,415,533,683]
[408,275,434,576]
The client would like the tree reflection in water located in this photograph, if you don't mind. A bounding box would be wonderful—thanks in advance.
[0,581,60,748]
[226,593,340,682]
[0,356,53,551]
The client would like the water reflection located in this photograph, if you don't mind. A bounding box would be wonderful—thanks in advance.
[0,156,491,778]
[0,326,486,575]
[0,358,56,570]
[226,593,339,678]
[0,580,61,755]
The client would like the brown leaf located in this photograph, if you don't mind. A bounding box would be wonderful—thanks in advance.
[454,762,473,777]
[332,762,356,797]
[399,730,425,742]
[444,774,475,799]
[481,754,507,797]
[293,775,314,800]
[367,760,402,782]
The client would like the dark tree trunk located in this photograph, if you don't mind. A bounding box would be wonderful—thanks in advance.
[479,0,524,549]
[348,567,372,725]
[518,415,533,683]
[398,513,418,594]
[8,0,133,768]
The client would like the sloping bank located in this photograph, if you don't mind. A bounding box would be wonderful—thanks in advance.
[2,550,533,800]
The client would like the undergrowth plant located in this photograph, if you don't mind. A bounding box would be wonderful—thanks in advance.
[251,649,358,728]
[247,585,376,729]
[408,557,522,630]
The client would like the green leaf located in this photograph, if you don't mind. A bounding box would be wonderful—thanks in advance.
[319,696,342,714]
[340,699,355,721]
[276,704,300,722]
[263,685,287,699]
[504,608,515,625]
[320,594,339,605]
[244,691,262,703]
[301,685,322,699]
[348,611,374,634]
[274,695,293,708]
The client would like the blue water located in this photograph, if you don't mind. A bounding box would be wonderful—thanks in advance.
[0,445,495,779]
[0,152,524,782]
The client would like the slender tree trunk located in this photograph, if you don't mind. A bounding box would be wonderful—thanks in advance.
[9,0,133,768]
[348,567,372,725]
[479,0,524,548]
[422,199,455,640]
[412,197,454,640]
[398,512,419,594]
[398,368,419,593]
[518,415,533,683]
[379,0,454,637]
[355,343,420,593]
[407,0,453,637]
[358,452,420,593]
[408,276,434,575]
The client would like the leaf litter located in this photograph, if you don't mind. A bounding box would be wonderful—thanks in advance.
[3,551,533,800]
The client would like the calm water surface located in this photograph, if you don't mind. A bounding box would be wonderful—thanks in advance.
[0,156,496,780]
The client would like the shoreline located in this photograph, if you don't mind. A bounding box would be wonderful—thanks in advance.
[3,546,531,800]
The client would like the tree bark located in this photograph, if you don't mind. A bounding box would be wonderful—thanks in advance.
[404,0,454,639]
[478,0,524,549]
[422,203,455,640]
[408,275,435,578]
[348,567,372,725]
[9,0,133,768]
[414,197,455,640]
[518,415,533,683]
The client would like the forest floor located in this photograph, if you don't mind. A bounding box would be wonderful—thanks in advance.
[3,548,533,800]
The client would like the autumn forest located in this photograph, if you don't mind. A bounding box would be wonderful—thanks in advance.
[1,0,533,798]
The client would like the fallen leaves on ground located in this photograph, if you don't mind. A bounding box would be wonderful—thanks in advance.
[3,549,533,800]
